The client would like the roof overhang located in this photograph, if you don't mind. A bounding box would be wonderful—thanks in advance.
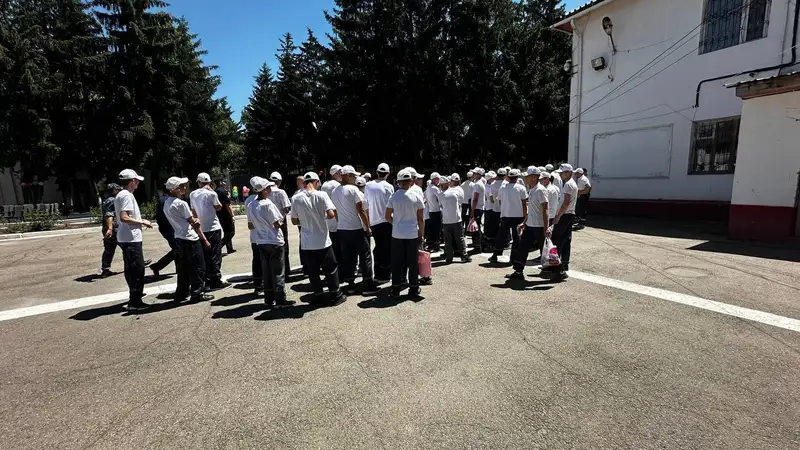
[551,0,617,33]
[728,69,800,100]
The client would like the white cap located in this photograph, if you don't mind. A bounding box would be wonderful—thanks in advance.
[440,176,450,184]
[355,176,367,187]
[474,168,485,176]
[508,169,521,177]
[196,172,211,183]
[537,166,546,173]
[559,163,574,172]
[341,165,360,176]
[451,173,461,181]
[575,168,585,175]
[497,168,507,176]
[466,170,473,177]
[269,171,282,181]
[119,169,144,181]
[329,164,342,176]
[430,172,441,179]
[526,166,541,176]
[396,169,413,181]
[165,176,189,190]
[377,163,390,173]
[487,171,497,179]
[303,171,320,182]
[539,172,551,179]
[415,172,425,179]
[363,172,371,179]
[251,177,275,193]
[545,164,554,171]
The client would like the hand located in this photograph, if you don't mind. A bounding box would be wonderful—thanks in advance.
[418,237,424,250]
[231,216,235,222]
[544,227,552,238]
[365,228,373,238]
[142,219,153,229]
[517,224,525,235]
[203,239,211,249]
[552,216,560,226]
[104,229,112,239]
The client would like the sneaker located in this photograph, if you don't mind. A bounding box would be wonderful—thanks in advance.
[208,281,232,290]
[419,277,433,286]
[273,300,296,309]
[100,269,115,278]
[126,302,150,311]
[408,287,421,298]
[360,282,381,296]
[226,249,237,254]
[253,285,264,294]
[488,254,498,263]
[328,292,347,306]
[552,271,569,282]
[461,256,472,263]
[150,267,160,277]
[143,259,152,267]
[343,282,358,295]
[505,271,525,281]
[374,278,390,285]
[390,288,402,299]
[190,294,215,302]
[445,259,453,264]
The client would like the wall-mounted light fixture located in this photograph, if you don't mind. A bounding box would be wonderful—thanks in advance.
[591,57,606,71]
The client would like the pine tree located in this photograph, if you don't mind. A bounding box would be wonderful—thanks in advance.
[241,63,277,172]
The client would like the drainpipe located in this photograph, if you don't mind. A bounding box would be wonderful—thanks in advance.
[694,1,800,107]
[572,19,583,167]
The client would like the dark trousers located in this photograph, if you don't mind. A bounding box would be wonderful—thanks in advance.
[101,233,117,270]
[494,217,524,255]
[151,232,176,273]
[442,222,466,261]
[281,221,291,275]
[118,242,145,303]
[258,244,286,303]
[470,209,484,252]
[251,242,262,287]
[576,194,590,225]
[297,226,306,273]
[302,246,340,295]
[175,238,206,299]
[461,204,471,233]
[372,222,392,280]
[551,213,575,269]
[203,230,223,285]
[426,211,443,247]
[338,229,373,283]
[391,238,419,288]
[330,231,342,269]
[220,219,235,252]
[511,226,544,272]
[485,210,500,241]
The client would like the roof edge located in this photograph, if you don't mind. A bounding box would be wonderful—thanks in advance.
[551,0,617,33]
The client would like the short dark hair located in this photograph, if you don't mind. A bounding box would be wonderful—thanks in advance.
[119,178,135,187]
[214,179,225,185]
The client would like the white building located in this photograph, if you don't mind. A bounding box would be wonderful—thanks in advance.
[552,0,800,240]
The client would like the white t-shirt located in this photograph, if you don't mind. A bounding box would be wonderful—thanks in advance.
[291,189,335,250]
[526,184,550,228]
[576,175,592,192]
[426,184,442,212]
[248,197,284,245]
[114,190,142,243]
[269,188,291,216]
[321,180,340,232]
[461,181,473,204]
[471,180,486,210]
[546,184,560,219]
[452,185,464,202]
[490,180,504,212]
[498,182,528,218]
[245,194,259,242]
[164,196,199,241]
[560,179,579,215]
[552,175,564,190]
[364,179,394,226]
[189,188,222,233]
[332,184,366,231]
[409,184,424,203]
[439,188,463,224]
[388,189,424,239]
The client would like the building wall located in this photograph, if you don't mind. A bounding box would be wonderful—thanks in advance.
[567,0,797,202]
[729,90,800,239]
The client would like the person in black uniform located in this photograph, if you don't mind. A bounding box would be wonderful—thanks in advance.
[215,180,236,254]
[100,183,122,277]
[150,192,176,276]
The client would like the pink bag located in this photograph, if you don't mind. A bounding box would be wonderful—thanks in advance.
[467,218,479,234]
[418,250,432,278]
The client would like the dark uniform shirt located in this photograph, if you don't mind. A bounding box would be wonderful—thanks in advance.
[215,187,232,221]
[156,194,174,240]
[101,196,117,233]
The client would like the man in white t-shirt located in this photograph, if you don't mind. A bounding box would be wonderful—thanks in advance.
[332,165,380,295]
[114,169,154,311]
[573,168,592,230]
[165,176,215,303]
[549,164,578,281]
[425,172,443,252]
[291,175,306,272]
[386,169,425,298]
[248,176,294,308]
[291,172,346,306]
[364,163,394,283]
[190,172,229,290]
[489,169,528,263]
[438,176,470,264]
[468,168,486,253]
[245,178,263,293]
[321,165,343,265]
[539,172,560,226]
[551,168,564,190]
[507,168,550,280]
[269,171,293,277]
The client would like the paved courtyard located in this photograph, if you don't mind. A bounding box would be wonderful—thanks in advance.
[0,217,799,449]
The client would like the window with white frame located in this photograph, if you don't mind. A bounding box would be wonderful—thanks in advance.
[700,0,771,54]
[689,117,740,174]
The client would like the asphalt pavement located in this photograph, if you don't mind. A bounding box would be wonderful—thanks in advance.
[0,218,798,449]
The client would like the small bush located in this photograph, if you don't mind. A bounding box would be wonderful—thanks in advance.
[89,206,103,224]
[26,210,63,232]
[6,222,29,233]
[232,204,246,216]
[140,199,157,220]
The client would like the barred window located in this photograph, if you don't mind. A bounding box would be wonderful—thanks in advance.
[700,0,771,54]
[690,117,740,174]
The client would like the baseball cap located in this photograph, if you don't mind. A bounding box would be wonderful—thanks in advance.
[539,172,551,179]
[107,183,123,191]
[466,171,473,177]
[415,172,425,179]
[508,169,521,178]
[355,176,367,187]
[575,168,585,175]
[526,166,541,176]
[497,168,507,176]
[329,165,342,176]
[487,171,497,179]
[341,165,360,176]
[545,164,554,171]
[559,163,574,172]
[119,169,144,181]
[377,163,390,173]
[269,171,282,181]
[165,176,189,190]
[196,172,211,183]
[251,177,275,193]
[363,172,371,179]
[440,176,450,184]
[474,168,485,176]
[451,173,461,182]
[537,166,546,173]
[303,171,320,182]
[249,176,261,188]
[430,172,441,179]
[396,170,413,181]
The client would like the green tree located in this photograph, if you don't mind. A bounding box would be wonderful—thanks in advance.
[241,63,277,172]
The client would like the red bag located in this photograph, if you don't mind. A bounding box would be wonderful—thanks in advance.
[418,250,432,278]
[467,218,479,234]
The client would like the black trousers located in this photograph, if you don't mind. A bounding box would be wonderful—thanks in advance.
[511,226,544,272]
[251,242,262,286]
[372,222,392,280]
[470,209,484,252]
[461,204,471,233]
[175,238,206,299]
[426,211,443,246]
[150,231,176,273]
[442,222,466,261]
[338,229,373,283]
[485,210,500,241]
[330,231,342,269]
[220,218,235,252]
[118,242,145,303]
[494,217,524,255]
[281,221,291,275]
[551,213,575,269]
[258,244,286,303]
[576,194,590,225]
[101,233,117,270]
[302,246,340,295]
[391,238,419,289]
[203,230,223,285]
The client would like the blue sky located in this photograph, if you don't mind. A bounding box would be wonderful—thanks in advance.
[166,0,583,122]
